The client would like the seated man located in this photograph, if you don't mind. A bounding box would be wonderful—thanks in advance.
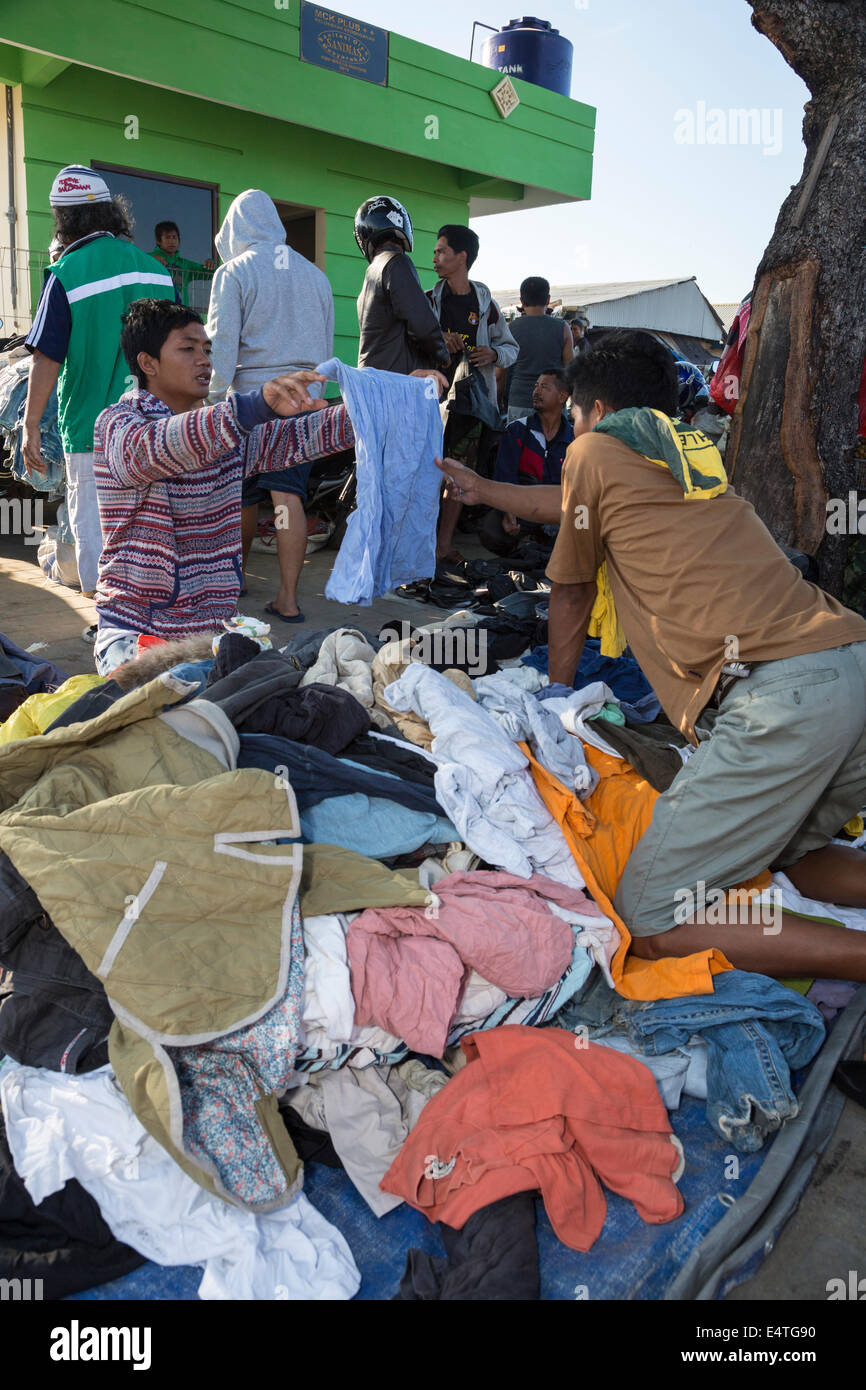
[480,367,571,556]
[92,298,352,675]
[437,330,866,983]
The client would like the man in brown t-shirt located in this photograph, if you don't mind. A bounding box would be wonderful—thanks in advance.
[436,331,866,983]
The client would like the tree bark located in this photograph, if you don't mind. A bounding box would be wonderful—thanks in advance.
[727,0,866,595]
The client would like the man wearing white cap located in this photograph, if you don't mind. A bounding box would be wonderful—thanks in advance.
[23,165,176,596]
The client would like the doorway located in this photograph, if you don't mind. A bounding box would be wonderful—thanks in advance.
[273,200,325,270]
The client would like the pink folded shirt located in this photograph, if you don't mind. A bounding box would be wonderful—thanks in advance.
[346,870,607,1055]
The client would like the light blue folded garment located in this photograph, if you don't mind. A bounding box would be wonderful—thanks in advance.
[317,357,444,604]
[300,792,458,858]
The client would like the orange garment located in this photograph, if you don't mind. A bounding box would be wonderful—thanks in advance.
[380,1026,683,1251]
[524,741,771,1001]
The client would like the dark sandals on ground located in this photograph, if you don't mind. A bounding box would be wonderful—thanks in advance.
[264,602,305,624]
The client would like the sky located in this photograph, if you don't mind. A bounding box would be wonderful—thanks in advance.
[331,0,810,305]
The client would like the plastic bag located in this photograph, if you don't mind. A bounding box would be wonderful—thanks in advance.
[448,351,506,433]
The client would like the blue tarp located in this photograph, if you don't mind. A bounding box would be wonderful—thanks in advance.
[68,1095,764,1302]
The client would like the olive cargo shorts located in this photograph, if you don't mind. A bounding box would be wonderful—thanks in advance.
[614,643,866,936]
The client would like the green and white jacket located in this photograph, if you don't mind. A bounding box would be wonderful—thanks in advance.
[32,232,175,452]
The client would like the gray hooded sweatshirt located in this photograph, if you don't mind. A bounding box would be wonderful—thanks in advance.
[207,190,334,398]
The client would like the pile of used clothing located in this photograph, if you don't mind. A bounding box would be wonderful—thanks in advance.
[0,355,66,494]
[0,614,854,1301]
[0,355,77,586]
[0,634,71,724]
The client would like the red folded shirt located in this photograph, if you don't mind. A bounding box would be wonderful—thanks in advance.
[381,1025,684,1251]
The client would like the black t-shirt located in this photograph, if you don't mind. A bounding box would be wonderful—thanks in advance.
[439,284,480,383]
[440,285,480,347]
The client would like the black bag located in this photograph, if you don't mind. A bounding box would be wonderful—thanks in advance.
[448,351,506,433]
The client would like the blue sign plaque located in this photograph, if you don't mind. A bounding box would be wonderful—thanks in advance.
[299,4,389,87]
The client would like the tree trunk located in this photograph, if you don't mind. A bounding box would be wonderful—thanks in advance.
[727,0,866,596]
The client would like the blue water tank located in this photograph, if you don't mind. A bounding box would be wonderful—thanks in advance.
[481,16,573,97]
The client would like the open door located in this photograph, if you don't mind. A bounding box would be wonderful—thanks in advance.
[272,200,325,271]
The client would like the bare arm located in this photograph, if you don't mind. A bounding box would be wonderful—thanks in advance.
[436,455,561,525]
[22,351,62,475]
[491,482,561,526]
[547,580,597,687]
[561,321,574,366]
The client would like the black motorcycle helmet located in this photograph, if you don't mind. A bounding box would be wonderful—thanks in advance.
[354,196,414,262]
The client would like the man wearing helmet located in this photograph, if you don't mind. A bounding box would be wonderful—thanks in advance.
[354,196,450,376]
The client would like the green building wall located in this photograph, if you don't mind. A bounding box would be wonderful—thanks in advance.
[1,0,594,361]
[20,65,472,363]
[0,0,593,196]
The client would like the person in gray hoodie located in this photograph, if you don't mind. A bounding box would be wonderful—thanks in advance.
[208,189,334,622]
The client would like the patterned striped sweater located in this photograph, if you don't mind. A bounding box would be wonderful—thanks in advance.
[93,389,353,639]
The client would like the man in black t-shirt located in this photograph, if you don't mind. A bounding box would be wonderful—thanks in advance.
[428,224,518,561]
[438,280,481,379]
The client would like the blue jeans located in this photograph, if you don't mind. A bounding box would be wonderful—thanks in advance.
[595,970,826,1152]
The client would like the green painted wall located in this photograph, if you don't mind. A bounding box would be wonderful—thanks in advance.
[19,64,471,363]
[1,0,595,361]
[0,0,594,198]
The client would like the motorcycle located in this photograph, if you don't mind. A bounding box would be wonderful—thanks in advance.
[248,444,357,558]
[302,391,356,549]
[304,444,357,551]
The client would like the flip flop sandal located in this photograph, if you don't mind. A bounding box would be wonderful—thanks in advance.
[264,602,305,624]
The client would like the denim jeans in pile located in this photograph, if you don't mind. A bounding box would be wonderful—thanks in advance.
[563,969,826,1152]
[601,970,825,1152]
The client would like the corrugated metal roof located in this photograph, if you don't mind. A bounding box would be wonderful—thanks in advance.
[494,277,725,343]
[653,332,721,370]
[713,302,740,333]
[494,277,692,306]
